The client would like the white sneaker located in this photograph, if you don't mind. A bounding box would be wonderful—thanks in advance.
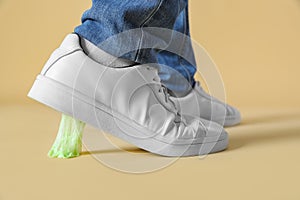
[28,34,228,157]
[171,82,241,127]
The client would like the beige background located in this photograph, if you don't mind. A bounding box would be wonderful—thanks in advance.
[0,0,300,200]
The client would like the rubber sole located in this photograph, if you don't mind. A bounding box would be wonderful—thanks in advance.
[28,75,228,157]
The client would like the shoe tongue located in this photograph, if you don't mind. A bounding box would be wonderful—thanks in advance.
[80,37,136,68]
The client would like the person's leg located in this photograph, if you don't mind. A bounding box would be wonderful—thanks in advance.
[157,0,241,126]
[75,0,186,64]
[157,0,197,96]
[75,0,197,96]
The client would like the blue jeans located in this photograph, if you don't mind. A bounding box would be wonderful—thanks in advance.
[75,0,196,96]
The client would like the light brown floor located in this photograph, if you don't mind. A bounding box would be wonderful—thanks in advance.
[1,104,299,200]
